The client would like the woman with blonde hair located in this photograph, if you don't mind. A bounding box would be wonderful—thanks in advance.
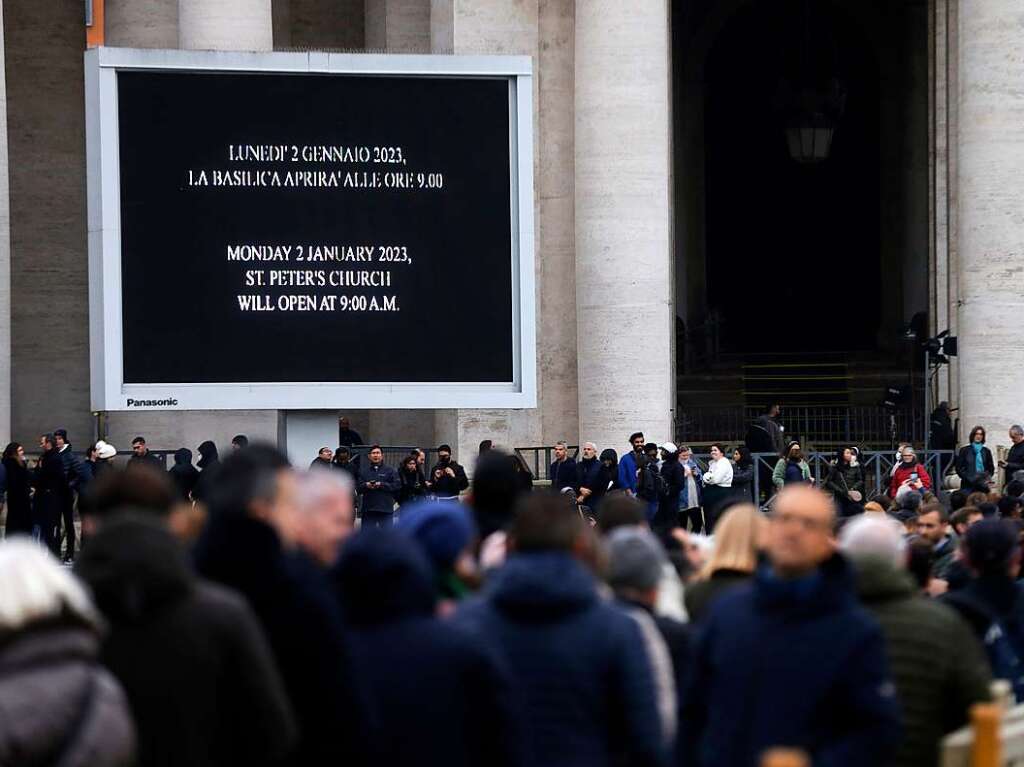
[0,539,135,766]
[684,504,765,622]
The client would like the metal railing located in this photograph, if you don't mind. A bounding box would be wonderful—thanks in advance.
[676,405,926,447]
[682,449,956,502]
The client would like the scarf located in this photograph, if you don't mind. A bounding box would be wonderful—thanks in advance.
[973,442,985,474]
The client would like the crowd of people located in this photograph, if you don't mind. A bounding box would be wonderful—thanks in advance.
[2,412,1024,766]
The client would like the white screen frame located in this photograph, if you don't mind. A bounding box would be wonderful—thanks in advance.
[85,47,536,411]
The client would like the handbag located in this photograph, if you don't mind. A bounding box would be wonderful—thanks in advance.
[838,470,862,503]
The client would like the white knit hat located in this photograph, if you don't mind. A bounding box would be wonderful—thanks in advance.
[95,440,117,460]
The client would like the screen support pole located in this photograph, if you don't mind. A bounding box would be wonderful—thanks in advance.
[278,410,339,468]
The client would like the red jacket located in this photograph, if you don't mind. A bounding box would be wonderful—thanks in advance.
[889,462,932,497]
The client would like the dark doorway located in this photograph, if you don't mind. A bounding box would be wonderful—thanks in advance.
[704,0,881,352]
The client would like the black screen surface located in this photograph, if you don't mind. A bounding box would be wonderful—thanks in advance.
[117,70,515,384]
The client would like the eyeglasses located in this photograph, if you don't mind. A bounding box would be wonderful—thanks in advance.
[768,511,834,533]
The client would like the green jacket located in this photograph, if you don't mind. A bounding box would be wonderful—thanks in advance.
[851,555,991,767]
[772,459,811,489]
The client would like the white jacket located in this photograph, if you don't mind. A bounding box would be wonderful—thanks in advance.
[702,457,733,488]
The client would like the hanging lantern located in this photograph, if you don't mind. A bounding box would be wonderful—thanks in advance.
[785,112,836,163]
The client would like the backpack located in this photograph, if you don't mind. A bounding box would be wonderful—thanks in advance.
[638,465,668,502]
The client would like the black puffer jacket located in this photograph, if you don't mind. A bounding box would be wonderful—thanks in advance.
[76,514,296,767]
[0,623,135,767]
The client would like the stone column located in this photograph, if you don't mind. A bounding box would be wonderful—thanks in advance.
[365,0,430,52]
[105,0,177,47]
[957,0,1024,438]
[0,0,10,445]
[5,0,92,443]
[427,0,548,471]
[179,0,273,50]
[574,0,673,451]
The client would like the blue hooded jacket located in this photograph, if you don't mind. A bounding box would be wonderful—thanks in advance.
[332,529,523,767]
[456,551,666,767]
[680,553,902,767]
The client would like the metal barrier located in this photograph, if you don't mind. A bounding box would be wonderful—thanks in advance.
[676,405,926,448]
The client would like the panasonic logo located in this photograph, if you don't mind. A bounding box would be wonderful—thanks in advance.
[126,398,179,408]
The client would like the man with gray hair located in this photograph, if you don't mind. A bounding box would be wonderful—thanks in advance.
[840,514,991,767]
[576,442,601,506]
[1000,424,1024,488]
[607,527,690,747]
[550,440,578,494]
[295,469,356,568]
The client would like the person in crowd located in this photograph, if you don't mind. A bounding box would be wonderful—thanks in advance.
[398,454,427,506]
[824,445,866,517]
[731,446,755,504]
[358,445,401,529]
[428,443,469,500]
[549,440,578,494]
[596,493,688,623]
[167,447,199,502]
[398,499,478,606]
[338,416,364,447]
[294,469,357,568]
[54,428,82,561]
[606,527,687,745]
[701,443,734,533]
[772,440,811,491]
[951,506,984,537]
[889,445,932,498]
[575,442,601,508]
[998,495,1022,519]
[943,519,1024,702]
[1,442,32,537]
[684,504,764,622]
[479,439,493,456]
[75,513,298,767]
[331,445,359,485]
[678,445,704,533]
[636,444,664,524]
[94,440,118,476]
[333,528,521,767]
[679,485,901,767]
[950,489,969,513]
[128,436,163,471]
[33,432,65,555]
[455,493,666,767]
[194,439,221,504]
[309,446,333,469]
[916,503,957,581]
[193,445,376,766]
[957,425,995,493]
[1001,425,1024,489]
[468,449,522,548]
[656,442,685,536]
[231,434,249,451]
[77,443,97,490]
[747,403,786,456]
[929,401,957,452]
[839,515,991,767]
[0,538,136,766]
[618,432,645,496]
[510,451,535,494]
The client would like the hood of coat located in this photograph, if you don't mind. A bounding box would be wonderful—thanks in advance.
[332,528,436,626]
[599,448,618,465]
[172,448,193,467]
[75,513,193,624]
[849,554,915,604]
[487,551,597,622]
[196,440,219,468]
